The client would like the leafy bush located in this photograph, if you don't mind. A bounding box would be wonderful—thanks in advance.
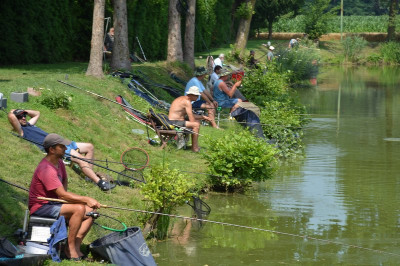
[275,46,320,83]
[240,64,290,106]
[235,2,255,20]
[140,164,194,239]
[39,89,71,110]
[381,42,400,64]
[342,35,367,63]
[260,100,309,158]
[366,53,382,64]
[203,130,277,191]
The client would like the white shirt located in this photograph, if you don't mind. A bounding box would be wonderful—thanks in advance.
[214,58,223,67]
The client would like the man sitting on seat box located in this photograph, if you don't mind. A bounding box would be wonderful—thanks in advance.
[184,67,219,129]
[169,86,210,153]
[29,133,101,260]
[8,109,115,191]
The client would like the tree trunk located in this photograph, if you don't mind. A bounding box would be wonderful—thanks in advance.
[167,0,183,62]
[111,0,132,71]
[387,0,398,41]
[267,20,273,40]
[183,0,196,69]
[234,0,256,58]
[86,0,105,78]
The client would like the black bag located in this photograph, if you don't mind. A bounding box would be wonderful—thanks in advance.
[0,237,18,258]
[149,108,174,130]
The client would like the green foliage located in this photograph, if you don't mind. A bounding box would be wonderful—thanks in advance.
[240,65,309,157]
[203,130,277,191]
[275,46,320,82]
[302,0,339,40]
[380,41,400,64]
[260,100,309,158]
[366,53,382,64]
[342,35,367,63]
[240,65,290,107]
[140,164,195,210]
[235,2,255,20]
[39,90,71,110]
[273,15,400,33]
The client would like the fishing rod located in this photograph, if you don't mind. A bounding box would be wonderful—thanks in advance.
[9,132,146,183]
[57,80,147,116]
[0,178,29,192]
[38,196,400,258]
[136,36,147,61]
[58,80,200,136]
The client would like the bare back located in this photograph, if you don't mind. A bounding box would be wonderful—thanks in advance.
[169,96,192,121]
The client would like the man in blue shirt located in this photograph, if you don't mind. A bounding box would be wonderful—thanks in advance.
[184,67,218,128]
[8,109,115,191]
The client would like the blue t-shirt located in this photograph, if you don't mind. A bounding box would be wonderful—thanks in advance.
[22,123,48,148]
[185,77,205,101]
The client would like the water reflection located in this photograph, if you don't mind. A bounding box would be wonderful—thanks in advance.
[154,66,400,265]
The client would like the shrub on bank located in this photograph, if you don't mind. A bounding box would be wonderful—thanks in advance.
[342,35,367,63]
[203,130,277,192]
[381,42,400,64]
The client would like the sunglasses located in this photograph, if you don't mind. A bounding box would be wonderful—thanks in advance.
[17,114,26,119]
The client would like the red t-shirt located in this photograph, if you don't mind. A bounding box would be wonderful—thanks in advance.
[28,158,67,214]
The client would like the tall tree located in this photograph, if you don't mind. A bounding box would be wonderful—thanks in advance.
[86,0,105,78]
[387,0,399,41]
[167,0,183,63]
[183,0,196,69]
[234,0,256,57]
[111,0,132,71]
[252,0,304,39]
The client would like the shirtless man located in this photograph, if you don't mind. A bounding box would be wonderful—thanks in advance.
[169,86,211,152]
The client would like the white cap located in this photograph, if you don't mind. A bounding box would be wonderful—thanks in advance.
[219,53,225,58]
[187,86,201,96]
[269,46,275,50]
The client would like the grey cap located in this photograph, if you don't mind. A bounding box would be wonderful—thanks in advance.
[43,133,71,149]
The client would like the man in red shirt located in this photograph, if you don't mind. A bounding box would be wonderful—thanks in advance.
[29,133,101,260]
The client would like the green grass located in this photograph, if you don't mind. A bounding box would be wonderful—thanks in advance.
[0,61,220,264]
[272,15,400,33]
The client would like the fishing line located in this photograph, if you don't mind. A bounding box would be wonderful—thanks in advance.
[39,197,400,258]
[9,131,145,183]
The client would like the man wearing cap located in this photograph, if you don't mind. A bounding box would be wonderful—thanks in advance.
[184,67,219,128]
[213,68,242,112]
[8,109,115,191]
[29,133,101,260]
[169,86,207,152]
[267,46,275,61]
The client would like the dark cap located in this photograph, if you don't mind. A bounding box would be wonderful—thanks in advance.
[13,109,27,117]
[43,133,71,149]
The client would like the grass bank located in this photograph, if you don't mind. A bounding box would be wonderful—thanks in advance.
[0,61,235,264]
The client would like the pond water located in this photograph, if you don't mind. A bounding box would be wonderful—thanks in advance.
[153,66,400,265]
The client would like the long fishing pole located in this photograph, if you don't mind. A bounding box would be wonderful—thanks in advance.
[136,36,147,61]
[38,197,400,258]
[58,80,201,136]
[57,80,147,116]
[10,132,145,183]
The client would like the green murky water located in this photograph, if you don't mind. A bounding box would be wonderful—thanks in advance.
[153,66,400,265]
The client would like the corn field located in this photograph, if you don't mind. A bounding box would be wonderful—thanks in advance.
[272,15,400,33]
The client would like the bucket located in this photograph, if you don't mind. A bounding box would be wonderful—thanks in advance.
[232,71,245,81]
[90,227,156,266]
[25,241,49,255]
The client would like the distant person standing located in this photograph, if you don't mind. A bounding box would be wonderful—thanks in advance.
[213,54,225,67]
[248,50,259,69]
[288,38,300,49]
[104,27,114,53]
[267,46,275,61]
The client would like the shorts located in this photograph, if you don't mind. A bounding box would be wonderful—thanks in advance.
[169,120,186,127]
[218,98,239,108]
[64,141,78,161]
[32,202,62,219]
[192,100,206,109]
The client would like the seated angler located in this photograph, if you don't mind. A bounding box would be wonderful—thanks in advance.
[169,86,209,153]
[213,69,242,113]
[184,67,219,128]
[29,133,101,260]
[8,109,115,191]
